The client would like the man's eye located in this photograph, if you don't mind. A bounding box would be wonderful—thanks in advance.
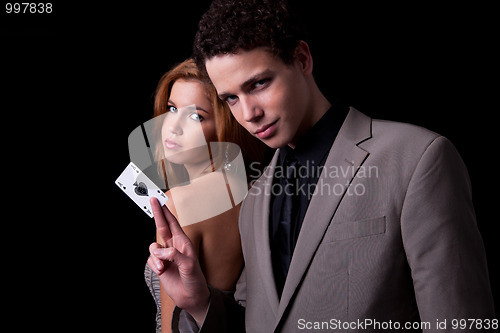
[167,105,177,113]
[225,95,238,106]
[251,78,271,92]
[254,79,268,88]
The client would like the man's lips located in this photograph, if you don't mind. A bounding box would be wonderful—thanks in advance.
[254,120,278,139]
[165,138,182,149]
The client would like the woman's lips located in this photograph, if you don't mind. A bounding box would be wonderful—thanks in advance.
[254,120,278,139]
[165,138,182,149]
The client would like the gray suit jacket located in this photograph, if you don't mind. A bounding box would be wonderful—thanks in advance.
[176,108,495,332]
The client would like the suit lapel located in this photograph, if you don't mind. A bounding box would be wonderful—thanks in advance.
[253,150,281,315]
[274,108,372,329]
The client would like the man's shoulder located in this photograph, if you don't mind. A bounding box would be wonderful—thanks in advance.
[373,117,439,139]
[340,108,440,149]
[367,116,442,153]
[346,109,450,167]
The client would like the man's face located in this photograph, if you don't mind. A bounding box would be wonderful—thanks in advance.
[205,47,311,149]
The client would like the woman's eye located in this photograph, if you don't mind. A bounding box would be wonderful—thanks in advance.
[167,105,177,113]
[189,113,204,122]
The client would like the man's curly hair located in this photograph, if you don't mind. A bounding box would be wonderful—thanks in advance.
[193,0,308,71]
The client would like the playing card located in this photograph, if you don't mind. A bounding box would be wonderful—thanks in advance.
[115,162,168,217]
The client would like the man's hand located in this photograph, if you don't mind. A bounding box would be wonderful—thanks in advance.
[147,197,210,325]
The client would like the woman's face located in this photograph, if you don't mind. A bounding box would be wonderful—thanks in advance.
[161,79,217,165]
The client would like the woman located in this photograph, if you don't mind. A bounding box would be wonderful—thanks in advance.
[144,59,266,333]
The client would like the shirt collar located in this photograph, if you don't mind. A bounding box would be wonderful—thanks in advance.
[279,100,348,167]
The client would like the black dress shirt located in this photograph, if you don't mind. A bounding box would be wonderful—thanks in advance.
[270,100,348,298]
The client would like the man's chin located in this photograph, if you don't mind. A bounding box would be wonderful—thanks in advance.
[258,135,291,150]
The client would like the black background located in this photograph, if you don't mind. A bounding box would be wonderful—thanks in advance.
[2,1,497,331]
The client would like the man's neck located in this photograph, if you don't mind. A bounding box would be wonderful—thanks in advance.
[288,87,331,149]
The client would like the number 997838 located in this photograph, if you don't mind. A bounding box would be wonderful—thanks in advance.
[5,3,52,14]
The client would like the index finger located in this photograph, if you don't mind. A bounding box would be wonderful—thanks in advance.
[159,198,186,238]
[150,197,172,242]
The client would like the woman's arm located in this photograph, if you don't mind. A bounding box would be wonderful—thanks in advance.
[159,266,175,332]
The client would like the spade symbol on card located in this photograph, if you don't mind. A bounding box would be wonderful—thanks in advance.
[133,181,149,196]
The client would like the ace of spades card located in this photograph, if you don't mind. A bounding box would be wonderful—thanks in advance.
[115,162,168,217]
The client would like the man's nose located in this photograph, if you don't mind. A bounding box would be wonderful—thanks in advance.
[240,96,264,123]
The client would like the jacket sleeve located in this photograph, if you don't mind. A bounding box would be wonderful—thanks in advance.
[400,136,495,330]
[172,268,247,333]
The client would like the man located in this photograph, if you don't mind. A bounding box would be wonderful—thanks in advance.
[147,0,496,331]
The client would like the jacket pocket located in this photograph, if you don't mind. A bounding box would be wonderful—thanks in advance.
[322,216,386,243]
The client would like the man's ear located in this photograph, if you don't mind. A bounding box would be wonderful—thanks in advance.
[294,40,313,75]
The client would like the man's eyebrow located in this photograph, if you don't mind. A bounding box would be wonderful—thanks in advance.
[218,69,273,100]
